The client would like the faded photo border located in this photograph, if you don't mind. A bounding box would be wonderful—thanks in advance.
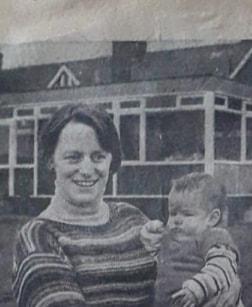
[0,0,252,43]
[0,2,252,307]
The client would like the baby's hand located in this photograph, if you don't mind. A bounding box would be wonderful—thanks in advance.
[171,288,197,307]
[140,220,164,256]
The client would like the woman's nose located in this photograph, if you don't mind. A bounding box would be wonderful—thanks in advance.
[79,158,94,176]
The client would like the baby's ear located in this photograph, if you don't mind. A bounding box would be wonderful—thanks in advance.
[207,208,221,227]
[47,158,55,170]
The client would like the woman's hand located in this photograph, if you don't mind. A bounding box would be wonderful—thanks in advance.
[140,220,165,256]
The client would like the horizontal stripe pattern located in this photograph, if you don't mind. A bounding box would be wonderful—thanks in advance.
[12,202,156,307]
[156,227,242,306]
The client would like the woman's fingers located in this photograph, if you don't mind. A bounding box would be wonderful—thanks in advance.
[145,220,164,233]
[140,220,165,254]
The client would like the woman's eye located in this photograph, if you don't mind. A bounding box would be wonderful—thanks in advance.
[64,154,81,162]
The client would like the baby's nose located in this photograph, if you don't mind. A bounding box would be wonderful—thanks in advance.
[173,215,183,225]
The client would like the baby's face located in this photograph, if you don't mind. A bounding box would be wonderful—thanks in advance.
[168,190,210,241]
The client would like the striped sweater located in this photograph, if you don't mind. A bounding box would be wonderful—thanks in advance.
[155,227,242,307]
[12,202,157,307]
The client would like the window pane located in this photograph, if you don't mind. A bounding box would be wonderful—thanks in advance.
[121,101,140,108]
[0,170,8,197]
[38,166,55,195]
[120,115,140,160]
[17,109,34,116]
[0,126,9,164]
[118,165,204,195]
[180,96,203,106]
[17,120,34,164]
[246,104,252,112]
[215,96,226,106]
[146,95,176,108]
[100,102,112,110]
[40,107,58,115]
[228,97,242,110]
[215,163,252,194]
[215,111,241,160]
[146,111,204,161]
[37,119,54,195]
[246,118,252,159]
[14,169,33,196]
[0,107,13,118]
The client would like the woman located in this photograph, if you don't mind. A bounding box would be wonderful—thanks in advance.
[12,103,163,307]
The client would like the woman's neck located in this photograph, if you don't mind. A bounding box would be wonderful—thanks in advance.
[40,191,110,226]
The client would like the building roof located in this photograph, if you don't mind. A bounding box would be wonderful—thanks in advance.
[0,41,252,94]
[2,76,252,107]
[132,41,252,81]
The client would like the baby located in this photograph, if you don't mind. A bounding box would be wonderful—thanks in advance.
[154,172,243,307]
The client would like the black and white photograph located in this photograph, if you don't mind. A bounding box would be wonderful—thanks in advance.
[0,38,252,306]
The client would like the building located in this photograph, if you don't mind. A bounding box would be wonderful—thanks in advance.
[1,41,252,222]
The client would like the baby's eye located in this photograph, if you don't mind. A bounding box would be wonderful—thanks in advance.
[169,210,177,216]
[91,152,106,162]
[183,211,194,216]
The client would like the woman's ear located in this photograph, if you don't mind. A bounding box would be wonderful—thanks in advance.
[207,208,221,227]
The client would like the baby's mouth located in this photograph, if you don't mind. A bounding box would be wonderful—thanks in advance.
[170,227,185,237]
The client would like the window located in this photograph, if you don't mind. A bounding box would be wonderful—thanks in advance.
[17,109,34,116]
[0,170,8,197]
[228,97,242,110]
[0,107,13,119]
[17,120,34,164]
[120,115,140,160]
[215,111,241,160]
[146,95,176,108]
[215,96,226,106]
[37,119,55,195]
[117,165,204,195]
[246,117,252,160]
[101,102,112,110]
[121,101,140,108]
[40,107,58,115]
[0,125,9,164]
[180,96,203,106]
[14,169,33,196]
[246,104,252,112]
[146,111,204,161]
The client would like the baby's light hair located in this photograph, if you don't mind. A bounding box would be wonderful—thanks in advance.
[169,172,226,216]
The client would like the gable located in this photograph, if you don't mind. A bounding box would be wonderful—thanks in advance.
[47,64,80,89]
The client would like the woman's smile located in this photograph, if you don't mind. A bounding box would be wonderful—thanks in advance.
[52,121,112,209]
[73,178,99,188]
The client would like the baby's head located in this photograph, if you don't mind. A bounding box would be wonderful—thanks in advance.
[168,172,226,240]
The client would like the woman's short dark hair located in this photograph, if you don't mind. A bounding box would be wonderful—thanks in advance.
[39,103,121,174]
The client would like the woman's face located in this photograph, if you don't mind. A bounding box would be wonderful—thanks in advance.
[52,121,112,208]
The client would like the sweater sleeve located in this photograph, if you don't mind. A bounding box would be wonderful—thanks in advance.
[12,219,86,307]
[182,227,240,305]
